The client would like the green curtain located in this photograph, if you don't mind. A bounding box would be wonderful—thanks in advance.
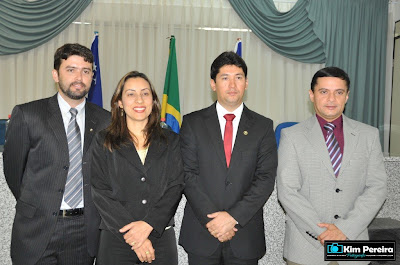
[229,0,388,143]
[0,0,91,55]
[228,0,325,63]
[308,0,388,137]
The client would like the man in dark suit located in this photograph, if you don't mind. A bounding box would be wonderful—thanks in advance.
[3,43,110,265]
[179,51,278,265]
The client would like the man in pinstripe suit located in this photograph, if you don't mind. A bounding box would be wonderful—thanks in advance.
[277,67,387,265]
[3,43,110,265]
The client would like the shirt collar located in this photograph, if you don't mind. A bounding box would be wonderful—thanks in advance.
[57,93,86,115]
[216,101,244,118]
[316,114,343,131]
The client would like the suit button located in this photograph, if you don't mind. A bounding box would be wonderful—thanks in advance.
[142,199,147,204]
[336,188,341,193]
[141,177,146,182]
[53,212,58,216]
[63,166,69,170]
[334,214,340,219]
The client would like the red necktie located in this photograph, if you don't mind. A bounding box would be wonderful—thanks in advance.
[223,114,235,168]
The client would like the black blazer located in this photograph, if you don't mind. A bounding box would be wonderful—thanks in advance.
[91,129,184,243]
[179,103,278,260]
[3,94,110,265]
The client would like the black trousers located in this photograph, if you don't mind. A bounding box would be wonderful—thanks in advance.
[188,241,258,265]
[36,214,93,265]
[96,228,178,265]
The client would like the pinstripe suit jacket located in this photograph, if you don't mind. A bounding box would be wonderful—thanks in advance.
[276,115,387,265]
[3,94,110,265]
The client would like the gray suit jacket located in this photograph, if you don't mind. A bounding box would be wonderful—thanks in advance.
[277,115,387,265]
[3,94,110,265]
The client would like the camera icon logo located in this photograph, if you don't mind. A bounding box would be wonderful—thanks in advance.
[327,243,344,253]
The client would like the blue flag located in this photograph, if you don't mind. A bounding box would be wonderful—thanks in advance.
[234,38,242,57]
[88,32,103,107]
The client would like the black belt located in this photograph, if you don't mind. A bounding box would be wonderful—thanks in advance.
[59,208,84,217]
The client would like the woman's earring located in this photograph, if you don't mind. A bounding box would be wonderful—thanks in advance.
[121,108,124,116]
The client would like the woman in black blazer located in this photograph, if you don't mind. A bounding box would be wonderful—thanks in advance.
[91,71,184,264]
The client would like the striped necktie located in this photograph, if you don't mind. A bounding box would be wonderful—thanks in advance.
[64,108,83,208]
[324,123,342,177]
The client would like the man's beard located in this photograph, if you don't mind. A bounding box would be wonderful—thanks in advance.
[59,81,89,100]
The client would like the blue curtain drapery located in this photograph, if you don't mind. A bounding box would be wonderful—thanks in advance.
[228,0,325,63]
[229,0,388,143]
[0,0,91,55]
[308,0,388,138]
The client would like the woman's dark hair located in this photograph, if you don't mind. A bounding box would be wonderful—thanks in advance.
[104,71,164,151]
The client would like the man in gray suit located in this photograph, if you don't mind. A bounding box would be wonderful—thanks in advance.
[3,43,110,265]
[277,66,387,265]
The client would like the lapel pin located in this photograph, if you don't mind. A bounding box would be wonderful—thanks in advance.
[90,128,93,132]
[243,131,248,135]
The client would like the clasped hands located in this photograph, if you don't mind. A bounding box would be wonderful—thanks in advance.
[317,223,347,245]
[120,221,155,263]
[206,211,238,242]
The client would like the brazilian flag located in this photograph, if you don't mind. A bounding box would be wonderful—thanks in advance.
[161,36,181,134]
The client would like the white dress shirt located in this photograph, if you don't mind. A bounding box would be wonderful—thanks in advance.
[216,101,243,151]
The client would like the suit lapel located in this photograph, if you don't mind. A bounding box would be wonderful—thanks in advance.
[116,136,168,174]
[305,116,337,179]
[204,104,226,167]
[144,137,167,172]
[117,142,145,173]
[229,105,254,170]
[47,95,69,156]
[83,103,98,155]
[339,115,358,176]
